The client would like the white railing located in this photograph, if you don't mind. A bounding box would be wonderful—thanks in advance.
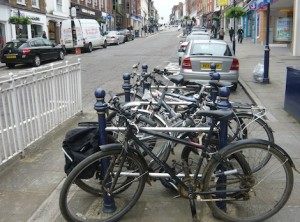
[0,60,82,165]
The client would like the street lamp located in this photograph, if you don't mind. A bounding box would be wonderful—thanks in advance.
[263,3,271,84]
[232,0,236,54]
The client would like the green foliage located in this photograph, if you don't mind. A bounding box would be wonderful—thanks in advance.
[225,7,246,19]
[97,18,106,24]
[8,16,32,25]
[184,15,190,20]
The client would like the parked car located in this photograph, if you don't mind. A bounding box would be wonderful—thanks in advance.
[105,31,125,45]
[191,26,207,33]
[179,39,239,91]
[178,33,210,65]
[120,29,135,41]
[0,38,65,68]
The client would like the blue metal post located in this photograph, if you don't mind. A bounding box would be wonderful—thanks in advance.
[94,88,116,213]
[141,64,148,73]
[216,86,232,211]
[233,0,236,55]
[263,3,270,84]
[122,73,132,102]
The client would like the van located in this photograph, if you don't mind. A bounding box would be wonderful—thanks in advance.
[60,19,107,52]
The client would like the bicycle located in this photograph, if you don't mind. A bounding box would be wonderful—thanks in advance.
[59,105,296,222]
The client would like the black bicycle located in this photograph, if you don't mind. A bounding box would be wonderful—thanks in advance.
[59,107,295,222]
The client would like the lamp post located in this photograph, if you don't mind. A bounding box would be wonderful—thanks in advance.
[263,3,270,84]
[232,0,236,54]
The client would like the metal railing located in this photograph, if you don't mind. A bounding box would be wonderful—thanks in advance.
[0,59,82,165]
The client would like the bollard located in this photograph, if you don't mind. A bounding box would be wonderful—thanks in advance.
[94,88,116,213]
[215,86,231,212]
[141,64,148,73]
[209,72,221,103]
[122,73,132,102]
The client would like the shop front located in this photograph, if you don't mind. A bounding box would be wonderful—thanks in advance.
[10,9,47,40]
[0,6,11,48]
[70,3,102,20]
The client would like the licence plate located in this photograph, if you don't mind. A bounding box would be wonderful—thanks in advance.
[6,55,16,59]
[201,63,222,69]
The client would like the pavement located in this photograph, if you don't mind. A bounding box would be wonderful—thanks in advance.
[0,32,300,222]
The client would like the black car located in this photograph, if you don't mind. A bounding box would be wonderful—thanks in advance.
[0,37,65,68]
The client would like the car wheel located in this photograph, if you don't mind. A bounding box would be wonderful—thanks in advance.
[231,83,238,91]
[103,41,107,48]
[58,50,64,60]
[6,63,15,68]
[87,43,92,52]
[33,55,41,67]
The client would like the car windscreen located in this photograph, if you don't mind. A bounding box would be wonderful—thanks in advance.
[190,43,232,56]
[4,41,24,49]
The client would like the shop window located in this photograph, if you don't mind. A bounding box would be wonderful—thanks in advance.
[17,0,25,5]
[275,17,292,42]
[48,22,56,43]
[16,24,28,39]
[31,24,43,38]
[56,0,62,12]
[32,0,39,8]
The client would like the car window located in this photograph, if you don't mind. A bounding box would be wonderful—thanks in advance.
[186,35,210,41]
[42,39,53,46]
[31,39,44,47]
[191,43,232,56]
[3,42,24,49]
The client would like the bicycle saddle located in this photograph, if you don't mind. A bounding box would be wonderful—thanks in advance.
[169,74,184,85]
[195,109,234,121]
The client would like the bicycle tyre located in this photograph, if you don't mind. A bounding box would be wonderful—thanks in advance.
[202,139,294,222]
[59,148,147,222]
[228,112,274,172]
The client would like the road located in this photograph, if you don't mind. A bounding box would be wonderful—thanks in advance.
[0,28,252,113]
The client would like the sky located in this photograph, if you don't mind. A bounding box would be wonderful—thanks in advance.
[153,0,183,24]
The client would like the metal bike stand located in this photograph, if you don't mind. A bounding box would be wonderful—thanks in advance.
[94,88,116,213]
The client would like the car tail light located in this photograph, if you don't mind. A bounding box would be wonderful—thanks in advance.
[22,48,31,55]
[111,36,115,39]
[182,57,192,69]
[230,58,239,71]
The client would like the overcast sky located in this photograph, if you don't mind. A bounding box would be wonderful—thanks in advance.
[153,0,183,24]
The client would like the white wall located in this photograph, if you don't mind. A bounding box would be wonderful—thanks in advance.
[293,0,300,56]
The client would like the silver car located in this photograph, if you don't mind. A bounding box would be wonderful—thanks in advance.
[179,39,239,91]
[178,33,210,65]
[105,31,125,45]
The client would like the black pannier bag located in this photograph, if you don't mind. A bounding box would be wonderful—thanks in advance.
[62,127,99,179]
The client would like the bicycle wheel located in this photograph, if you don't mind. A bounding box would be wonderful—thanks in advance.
[228,112,274,172]
[202,139,294,222]
[74,134,117,196]
[107,109,171,171]
[59,148,148,222]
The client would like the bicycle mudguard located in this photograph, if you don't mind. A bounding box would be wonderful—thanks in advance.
[220,138,296,169]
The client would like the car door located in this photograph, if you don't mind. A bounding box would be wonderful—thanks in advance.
[42,39,57,60]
